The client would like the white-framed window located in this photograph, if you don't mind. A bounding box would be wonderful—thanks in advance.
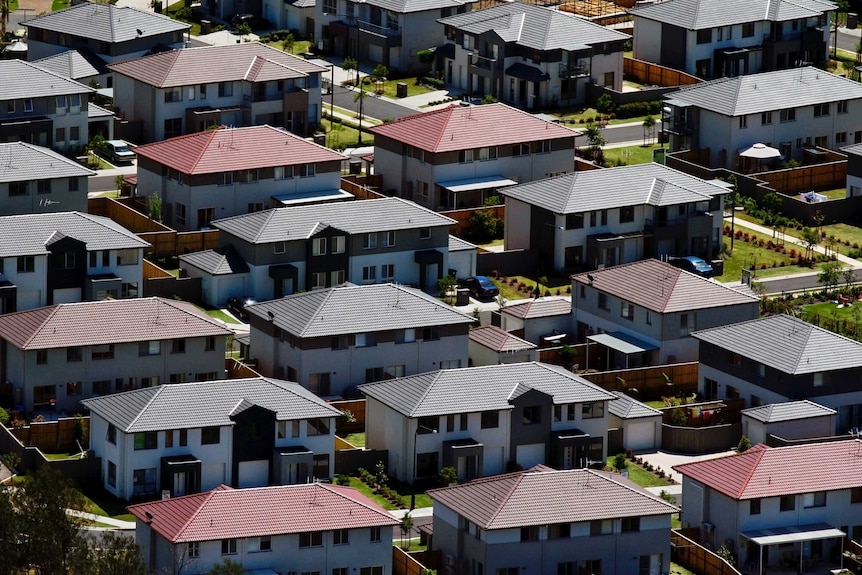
[838,100,849,114]
[220,172,234,186]
[356,333,376,348]
[297,164,316,177]
[311,272,327,289]
[362,266,376,283]
[313,237,327,256]
[240,169,258,183]
[274,242,285,254]
[478,146,497,161]
[164,88,182,103]
[221,539,237,555]
[381,231,396,247]
[331,236,345,254]
[275,165,293,179]
[419,227,431,239]
[330,270,345,285]
[363,233,377,249]
[23,99,33,112]
[248,536,272,552]
[621,301,634,320]
[55,95,67,113]
[381,264,394,280]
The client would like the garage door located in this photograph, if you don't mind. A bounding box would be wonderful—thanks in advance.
[16,290,41,310]
[626,421,657,451]
[515,443,545,469]
[238,460,269,488]
[53,287,81,304]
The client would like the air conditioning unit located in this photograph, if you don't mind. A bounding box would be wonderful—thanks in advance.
[703,522,715,533]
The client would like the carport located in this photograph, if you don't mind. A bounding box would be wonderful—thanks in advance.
[587,331,658,369]
[740,523,846,575]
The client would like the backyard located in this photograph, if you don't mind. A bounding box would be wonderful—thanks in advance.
[603,143,663,166]
[319,118,374,150]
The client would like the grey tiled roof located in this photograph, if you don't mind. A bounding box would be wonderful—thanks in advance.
[179,245,250,275]
[213,197,455,244]
[666,67,862,116]
[572,259,759,314]
[32,49,108,80]
[439,2,628,51]
[358,362,616,417]
[842,143,862,157]
[0,142,95,183]
[367,0,475,13]
[501,297,571,319]
[448,235,477,252]
[429,467,677,529]
[692,314,862,374]
[742,400,836,423]
[0,60,94,101]
[469,325,536,352]
[0,211,149,257]
[501,163,728,214]
[607,391,663,419]
[630,0,835,29]
[23,3,189,42]
[82,377,342,432]
[247,283,474,337]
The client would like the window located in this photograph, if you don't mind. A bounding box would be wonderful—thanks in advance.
[188,542,199,558]
[309,371,331,394]
[165,430,173,448]
[205,336,216,351]
[621,301,634,320]
[17,255,34,272]
[362,266,376,283]
[307,418,331,436]
[851,487,862,503]
[331,236,345,254]
[837,132,848,145]
[381,264,395,281]
[363,233,377,249]
[513,143,530,156]
[171,339,186,354]
[116,249,138,266]
[201,427,221,444]
[739,116,747,129]
[360,568,383,575]
[780,108,796,122]
[139,341,161,356]
[220,172,234,186]
[814,103,830,117]
[750,498,761,515]
[248,202,264,213]
[481,410,499,428]
[92,344,115,360]
[164,118,182,138]
[814,135,828,148]
[297,164,316,177]
[313,237,327,256]
[333,529,349,545]
[122,282,138,298]
[175,203,187,226]
[803,492,826,508]
[619,206,634,223]
[549,523,570,539]
[23,99,33,112]
[478,146,497,161]
[582,402,604,419]
[761,111,772,125]
[696,28,711,44]
[106,424,117,444]
[729,352,742,366]
[838,100,849,114]
[331,335,349,350]
[365,367,384,383]
[69,177,79,192]
[385,364,405,378]
[680,313,695,336]
[381,231,396,247]
[742,22,755,37]
[36,350,48,365]
[590,519,613,536]
[164,88,182,102]
[273,242,285,255]
[9,182,28,197]
[313,453,330,478]
[566,213,584,229]
[458,149,475,163]
[621,517,640,533]
[779,494,795,511]
[370,526,382,542]
[356,332,376,347]
[66,381,81,396]
[520,526,540,541]
[422,326,440,342]
[240,169,259,183]
[522,405,541,425]
[275,165,293,180]
[56,95,68,111]
[93,380,111,395]
[322,0,336,12]
[107,461,116,487]
[646,311,653,325]
[598,292,609,311]
[218,82,233,97]
[133,432,157,450]
[221,539,237,555]
[132,468,156,495]
[249,536,272,552]
[417,416,438,434]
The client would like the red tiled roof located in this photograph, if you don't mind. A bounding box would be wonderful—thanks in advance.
[501,297,571,319]
[134,125,346,174]
[673,440,862,500]
[368,102,576,152]
[469,325,536,352]
[0,297,231,350]
[127,483,400,542]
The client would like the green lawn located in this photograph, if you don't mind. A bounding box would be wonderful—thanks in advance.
[604,143,663,166]
[52,0,71,11]
[81,488,135,522]
[10,0,19,11]
[361,77,436,99]
[43,452,76,460]
[821,223,862,254]
[605,456,670,488]
[320,118,374,150]
[505,274,571,296]
[553,108,656,127]
[265,39,312,55]
[345,477,433,511]
[717,235,815,282]
[343,432,366,447]
[490,278,528,302]
[803,301,862,320]
[207,309,240,324]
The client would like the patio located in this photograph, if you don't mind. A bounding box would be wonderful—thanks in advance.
[740,524,849,575]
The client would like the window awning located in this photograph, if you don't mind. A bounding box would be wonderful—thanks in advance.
[438,176,518,193]
[740,524,845,546]
[272,189,354,205]
[587,331,658,355]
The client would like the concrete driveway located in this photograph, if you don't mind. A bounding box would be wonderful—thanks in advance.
[638,449,736,484]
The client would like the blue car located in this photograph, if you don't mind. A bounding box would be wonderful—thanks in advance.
[669,256,714,278]
[459,276,500,299]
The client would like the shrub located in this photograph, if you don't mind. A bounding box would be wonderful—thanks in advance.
[737,435,752,452]
[419,76,444,89]
[334,474,351,486]
[596,94,615,114]
[613,452,627,472]
[0,407,8,426]
[614,101,662,119]
[670,408,687,426]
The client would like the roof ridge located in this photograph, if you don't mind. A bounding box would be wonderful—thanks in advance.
[189,129,222,173]
[735,445,769,498]
[587,469,677,510]
[124,385,165,432]
[319,483,396,519]
[408,371,446,417]
[173,489,222,542]
[430,106,456,153]
[485,472,528,526]
[297,288,337,337]
[22,60,95,93]
[20,305,62,349]
[662,267,681,310]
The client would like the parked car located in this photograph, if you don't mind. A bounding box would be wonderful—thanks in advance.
[103,140,136,164]
[459,276,499,299]
[669,256,714,278]
[230,13,271,31]
[227,296,257,321]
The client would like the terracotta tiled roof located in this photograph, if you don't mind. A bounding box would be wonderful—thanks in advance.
[368,102,576,152]
[0,297,231,350]
[501,296,571,319]
[134,125,345,174]
[469,325,536,352]
[127,483,400,542]
[108,42,326,87]
[673,440,862,500]
[429,467,676,529]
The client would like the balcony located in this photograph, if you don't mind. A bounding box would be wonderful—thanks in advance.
[339,16,401,37]
[559,63,589,78]
[664,121,693,136]
[470,53,497,71]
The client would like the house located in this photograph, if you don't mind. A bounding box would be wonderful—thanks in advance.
[83,377,342,500]
[128,483,399,574]
[108,42,326,142]
[468,325,538,367]
[448,235,477,279]
[0,297,232,414]
[438,2,629,108]
[674,440,862,570]
[134,125,349,230]
[264,0,316,39]
[246,282,474,397]
[841,142,862,197]
[607,391,663,452]
[663,67,862,167]
[571,259,760,367]
[692,313,862,433]
[0,60,94,153]
[630,0,835,80]
[179,197,457,305]
[32,49,111,90]
[368,103,577,210]
[429,466,678,575]
[740,400,837,445]
[501,163,730,272]
[0,211,150,314]
[499,297,571,346]
[23,4,190,64]
[316,0,476,73]
[358,362,617,483]
[0,142,94,216]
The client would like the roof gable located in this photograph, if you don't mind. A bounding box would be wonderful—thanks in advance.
[630,0,835,29]
[23,3,189,42]
[0,143,95,183]
[0,60,95,101]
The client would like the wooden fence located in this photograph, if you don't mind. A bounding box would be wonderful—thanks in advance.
[580,362,699,402]
[143,259,173,280]
[440,204,504,237]
[624,58,702,87]
[225,358,261,379]
[330,399,366,434]
[87,196,169,233]
[671,529,744,575]
[393,547,440,575]
[341,175,386,199]
[139,229,221,258]
[757,156,846,195]
[10,416,90,453]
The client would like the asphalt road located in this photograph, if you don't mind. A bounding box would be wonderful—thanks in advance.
[836,28,862,55]
[602,123,647,145]
[759,268,862,294]
[329,84,418,122]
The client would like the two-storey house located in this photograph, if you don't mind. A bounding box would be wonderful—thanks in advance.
[368,103,577,210]
[129,483,400,574]
[430,466,677,575]
[359,362,617,483]
[502,163,730,272]
[23,4,189,65]
[438,2,629,108]
[693,313,862,433]
[179,197,457,305]
[134,125,348,230]
[630,0,835,79]
[571,259,760,366]
[499,297,571,346]
[0,60,94,153]
[0,211,150,314]
[0,142,94,216]
[317,0,475,72]
[675,440,862,572]
[0,297,231,413]
[108,42,326,142]
[663,67,862,166]
[247,283,473,397]
[83,377,342,500]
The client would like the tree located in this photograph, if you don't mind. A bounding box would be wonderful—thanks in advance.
[90,531,148,575]
[613,452,627,472]
[116,174,126,195]
[0,0,9,38]
[281,32,295,54]
[737,435,751,453]
[342,56,359,86]
[595,94,614,114]
[437,274,457,303]
[481,94,499,104]
[801,227,820,263]
[818,260,844,295]
[642,115,656,146]
[582,124,606,166]
[843,267,856,293]
[370,64,389,82]
[149,192,162,222]
[234,21,252,39]
[400,512,414,549]
[353,87,367,145]
[761,192,783,216]
[210,559,246,575]
[727,175,738,252]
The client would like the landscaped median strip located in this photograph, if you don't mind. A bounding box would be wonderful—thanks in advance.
[323,102,383,128]
[66,508,136,530]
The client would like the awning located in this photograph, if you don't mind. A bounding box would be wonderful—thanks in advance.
[740,524,845,546]
[506,62,551,82]
[272,189,354,205]
[438,176,517,193]
[587,331,658,355]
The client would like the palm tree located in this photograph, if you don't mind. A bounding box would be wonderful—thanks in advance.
[354,87,367,145]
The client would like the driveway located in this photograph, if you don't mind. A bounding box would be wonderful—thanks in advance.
[638,449,736,484]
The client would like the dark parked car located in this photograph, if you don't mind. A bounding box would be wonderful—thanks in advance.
[459,276,499,299]
[669,256,714,278]
[226,296,257,321]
